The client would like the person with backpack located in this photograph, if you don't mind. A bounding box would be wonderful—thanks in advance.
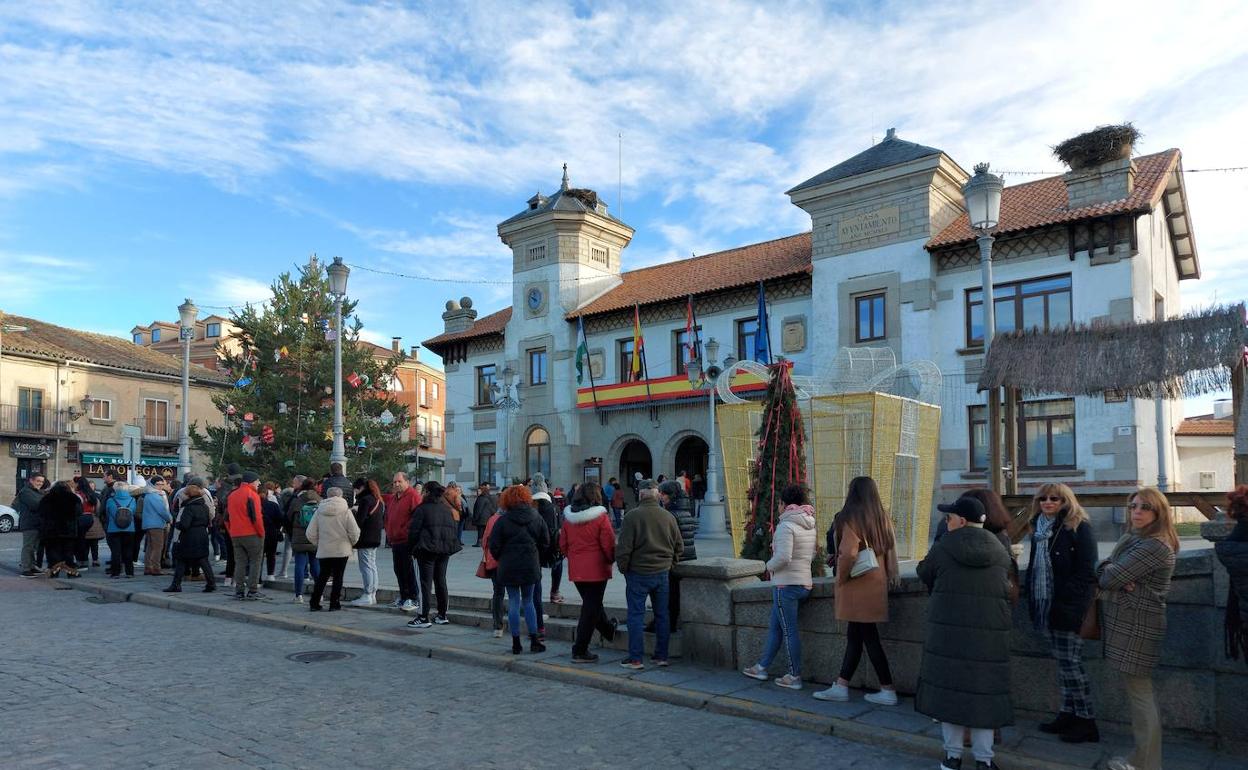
[815,476,900,705]
[306,486,360,612]
[105,483,138,578]
[276,475,305,579]
[288,482,321,603]
[350,477,385,606]
[163,478,217,593]
[406,481,462,628]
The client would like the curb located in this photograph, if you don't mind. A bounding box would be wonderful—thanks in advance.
[6,563,1085,770]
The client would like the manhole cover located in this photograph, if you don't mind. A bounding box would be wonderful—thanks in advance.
[285,650,356,664]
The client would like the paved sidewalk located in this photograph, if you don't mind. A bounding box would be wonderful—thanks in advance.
[5,553,1240,770]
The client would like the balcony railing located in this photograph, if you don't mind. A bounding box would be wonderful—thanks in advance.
[0,404,66,436]
[131,417,182,443]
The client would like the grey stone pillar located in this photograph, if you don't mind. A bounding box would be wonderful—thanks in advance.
[673,557,765,669]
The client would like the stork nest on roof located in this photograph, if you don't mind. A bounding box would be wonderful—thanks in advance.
[1053,123,1141,170]
[565,188,599,209]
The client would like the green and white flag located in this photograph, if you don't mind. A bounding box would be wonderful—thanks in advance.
[575,316,589,385]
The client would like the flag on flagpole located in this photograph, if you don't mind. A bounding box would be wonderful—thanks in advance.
[754,281,772,364]
[630,304,645,382]
[575,317,589,385]
[685,295,702,380]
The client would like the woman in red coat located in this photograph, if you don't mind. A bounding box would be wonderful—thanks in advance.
[558,482,618,663]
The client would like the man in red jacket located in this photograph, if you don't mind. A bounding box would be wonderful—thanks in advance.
[226,471,265,600]
[386,472,422,612]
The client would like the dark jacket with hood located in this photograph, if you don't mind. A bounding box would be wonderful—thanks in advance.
[39,485,83,540]
[288,490,321,554]
[659,481,698,562]
[472,492,498,527]
[175,494,213,560]
[353,490,385,549]
[489,506,550,586]
[1024,509,1098,632]
[915,525,1014,729]
[408,497,463,557]
[532,492,561,566]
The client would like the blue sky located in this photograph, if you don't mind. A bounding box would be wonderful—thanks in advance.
[2,1,1246,414]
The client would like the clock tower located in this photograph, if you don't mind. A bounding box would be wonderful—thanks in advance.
[495,164,634,483]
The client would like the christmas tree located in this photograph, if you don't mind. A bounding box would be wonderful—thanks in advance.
[740,360,810,564]
[190,256,412,482]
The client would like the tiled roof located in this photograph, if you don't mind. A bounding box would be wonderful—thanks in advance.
[1176,414,1234,437]
[0,314,232,384]
[499,167,630,230]
[788,130,943,194]
[569,232,812,318]
[422,307,512,348]
[927,150,1179,249]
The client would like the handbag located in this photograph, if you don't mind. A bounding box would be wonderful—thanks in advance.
[849,535,879,579]
[475,555,495,579]
[1078,589,1101,640]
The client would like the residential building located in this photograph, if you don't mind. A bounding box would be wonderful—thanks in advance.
[1175,400,1235,519]
[1,313,231,499]
[132,313,241,370]
[360,338,447,481]
[424,130,1202,536]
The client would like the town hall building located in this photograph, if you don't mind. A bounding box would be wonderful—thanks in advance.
[423,129,1201,531]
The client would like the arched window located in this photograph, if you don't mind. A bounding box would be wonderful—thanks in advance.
[526,426,551,480]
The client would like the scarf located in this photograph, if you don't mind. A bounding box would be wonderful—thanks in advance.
[1029,513,1056,632]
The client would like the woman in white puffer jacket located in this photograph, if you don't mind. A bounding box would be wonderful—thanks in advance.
[742,483,818,690]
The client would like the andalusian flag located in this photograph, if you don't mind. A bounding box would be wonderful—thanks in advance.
[630,304,645,382]
[575,316,589,385]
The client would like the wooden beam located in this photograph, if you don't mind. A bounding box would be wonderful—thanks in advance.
[988,388,1003,494]
[1003,387,1020,495]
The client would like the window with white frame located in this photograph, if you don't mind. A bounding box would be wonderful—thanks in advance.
[91,398,113,421]
[143,398,170,438]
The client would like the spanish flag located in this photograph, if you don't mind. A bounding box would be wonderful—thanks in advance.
[630,304,644,382]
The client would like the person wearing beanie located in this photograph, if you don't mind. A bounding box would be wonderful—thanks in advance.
[226,471,266,600]
[917,495,1014,770]
[529,474,558,625]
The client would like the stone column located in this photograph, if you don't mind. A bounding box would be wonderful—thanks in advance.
[673,557,766,669]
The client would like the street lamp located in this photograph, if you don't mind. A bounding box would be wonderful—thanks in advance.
[963,162,1004,491]
[490,366,521,488]
[327,256,350,472]
[177,298,198,480]
[695,337,729,540]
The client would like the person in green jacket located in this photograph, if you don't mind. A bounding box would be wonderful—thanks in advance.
[615,480,682,671]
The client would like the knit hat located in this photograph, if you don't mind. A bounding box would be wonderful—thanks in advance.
[937,495,986,524]
[241,471,260,483]
[529,473,548,495]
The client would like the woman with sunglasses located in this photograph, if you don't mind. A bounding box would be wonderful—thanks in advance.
[1023,482,1099,743]
[1097,487,1178,770]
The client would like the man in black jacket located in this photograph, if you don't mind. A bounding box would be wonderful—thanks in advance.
[15,473,47,577]
[323,463,354,506]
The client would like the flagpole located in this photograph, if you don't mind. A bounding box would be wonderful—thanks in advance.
[581,317,602,416]
[634,303,655,420]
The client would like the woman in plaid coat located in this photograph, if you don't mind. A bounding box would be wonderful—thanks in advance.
[1096,487,1178,770]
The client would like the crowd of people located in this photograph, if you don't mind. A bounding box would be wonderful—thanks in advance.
[12,461,1248,770]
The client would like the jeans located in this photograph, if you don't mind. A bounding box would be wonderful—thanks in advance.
[311,556,348,609]
[612,508,623,529]
[106,532,134,576]
[758,585,811,676]
[572,580,615,656]
[505,583,539,637]
[292,552,320,596]
[210,525,225,558]
[625,570,670,662]
[942,722,994,763]
[840,621,893,685]
[416,551,450,619]
[357,547,378,596]
[1124,673,1162,770]
[491,573,506,630]
[20,530,42,571]
[390,541,418,603]
[232,534,263,593]
[278,539,292,577]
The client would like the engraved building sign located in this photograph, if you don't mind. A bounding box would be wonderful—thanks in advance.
[838,206,900,244]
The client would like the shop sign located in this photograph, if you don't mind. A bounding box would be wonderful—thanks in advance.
[9,439,54,459]
[79,452,179,479]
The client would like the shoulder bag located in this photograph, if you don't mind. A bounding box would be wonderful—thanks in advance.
[850,534,879,579]
[1078,588,1101,640]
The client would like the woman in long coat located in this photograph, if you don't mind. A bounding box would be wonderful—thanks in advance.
[164,480,216,592]
[39,481,84,578]
[1097,488,1178,770]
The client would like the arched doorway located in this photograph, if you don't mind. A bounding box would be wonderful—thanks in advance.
[618,439,652,504]
[674,435,709,483]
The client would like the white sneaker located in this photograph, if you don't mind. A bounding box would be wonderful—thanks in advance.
[279,572,289,579]
[294,595,304,604]
[265,574,275,582]
[864,689,898,706]
[350,594,376,606]
[813,683,849,701]
[388,597,403,608]
[493,629,503,638]
[433,615,449,625]
[400,600,418,612]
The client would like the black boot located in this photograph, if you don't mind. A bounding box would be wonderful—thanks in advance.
[512,636,523,655]
[530,633,546,653]
[1038,712,1074,734]
[1059,716,1099,743]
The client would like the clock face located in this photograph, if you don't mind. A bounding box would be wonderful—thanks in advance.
[527,287,543,310]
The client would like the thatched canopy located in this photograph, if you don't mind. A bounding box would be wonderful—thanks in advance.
[978,303,1246,399]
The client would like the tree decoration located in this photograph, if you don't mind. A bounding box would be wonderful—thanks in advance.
[740,360,808,562]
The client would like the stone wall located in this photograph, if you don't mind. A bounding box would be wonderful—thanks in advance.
[675,542,1246,746]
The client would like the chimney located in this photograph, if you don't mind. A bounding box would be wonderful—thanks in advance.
[391,336,401,354]
[441,296,478,333]
[1057,124,1139,209]
[410,345,420,362]
[1213,399,1233,420]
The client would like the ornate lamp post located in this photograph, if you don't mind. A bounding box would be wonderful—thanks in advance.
[691,337,728,539]
[327,257,351,472]
[177,298,198,480]
[962,163,1004,492]
[490,366,521,488]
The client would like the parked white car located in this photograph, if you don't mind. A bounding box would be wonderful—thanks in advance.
[0,504,17,533]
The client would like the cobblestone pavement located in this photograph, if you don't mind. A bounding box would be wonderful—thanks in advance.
[0,571,929,770]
